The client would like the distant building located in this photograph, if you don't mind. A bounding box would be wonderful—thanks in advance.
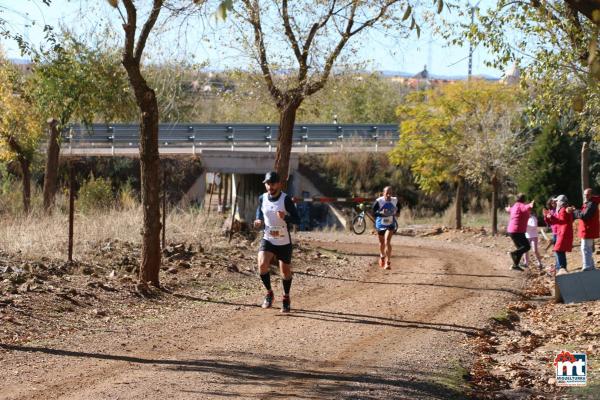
[8,58,33,75]
[500,63,520,85]
[388,65,453,89]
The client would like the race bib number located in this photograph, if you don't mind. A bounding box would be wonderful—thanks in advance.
[267,225,286,238]
[381,216,393,225]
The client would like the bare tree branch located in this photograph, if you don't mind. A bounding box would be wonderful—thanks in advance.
[121,0,137,64]
[242,0,282,103]
[281,0,303,65]
[135,0,164,63]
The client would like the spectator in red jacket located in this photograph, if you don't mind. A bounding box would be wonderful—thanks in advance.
[544,195,574,276]
[570,188,600,272]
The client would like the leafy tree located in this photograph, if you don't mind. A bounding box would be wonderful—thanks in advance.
[517,122,600,209]
[300,73,405,124]
[453,81,528,234]
[390,81,527,230]
[29,30,135,210]
[30,31,134,128]
[390,85,466,228]
[454,1,599,137]
[202,71,405,124]
[221,0,438,186]
[0,57,43,213]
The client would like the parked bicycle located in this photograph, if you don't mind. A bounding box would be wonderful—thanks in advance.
[351,203,375,234]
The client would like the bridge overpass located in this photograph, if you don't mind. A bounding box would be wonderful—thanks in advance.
[60,123,399,156]
[58,123,398,223]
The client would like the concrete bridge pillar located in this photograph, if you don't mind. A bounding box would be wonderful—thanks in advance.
[181,171,206,206]
[197,150,299,222]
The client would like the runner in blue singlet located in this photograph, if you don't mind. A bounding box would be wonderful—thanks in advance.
[372,186,399,270]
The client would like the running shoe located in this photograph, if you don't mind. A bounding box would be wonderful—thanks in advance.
[281,295,291,313]
[510,264,524,271]
[378,256,385,268]
[384,260,391,270]
[262,290,273,309]
[556,269,568,276]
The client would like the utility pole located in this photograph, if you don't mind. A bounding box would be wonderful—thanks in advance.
[467,1,482,80]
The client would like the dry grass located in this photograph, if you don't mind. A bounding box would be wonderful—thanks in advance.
[0,205,228,262]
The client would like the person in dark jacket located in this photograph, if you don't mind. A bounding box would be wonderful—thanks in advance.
[569,188,600,272]
[253,171,300,313]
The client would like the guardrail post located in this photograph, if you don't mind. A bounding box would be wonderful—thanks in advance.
[188,126,195,155]
[372,126,379,153]
[227,126,234,151]
[265,126,272,152]
[302,126,308,153]
[69,130,73,155]
[107,126,115,156]
[337,125,344,151]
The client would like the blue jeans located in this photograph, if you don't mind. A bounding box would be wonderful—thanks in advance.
[581,239,596,270]
[555,251,567,271]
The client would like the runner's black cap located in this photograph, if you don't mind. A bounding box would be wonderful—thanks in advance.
[263,171,280,183]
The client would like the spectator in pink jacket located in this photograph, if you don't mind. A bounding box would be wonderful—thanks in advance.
[506,193,535,271]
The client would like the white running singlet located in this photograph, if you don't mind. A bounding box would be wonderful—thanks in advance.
[261,192,291,246]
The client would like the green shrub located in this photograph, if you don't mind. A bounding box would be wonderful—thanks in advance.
[77,175,114,212]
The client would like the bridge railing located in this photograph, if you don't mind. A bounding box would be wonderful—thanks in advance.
[62,123,399,154]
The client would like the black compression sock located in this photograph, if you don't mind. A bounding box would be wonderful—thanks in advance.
[260,272,272,291]
[282,277,293,295]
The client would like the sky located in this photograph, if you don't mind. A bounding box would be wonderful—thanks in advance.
[1,0,505,79]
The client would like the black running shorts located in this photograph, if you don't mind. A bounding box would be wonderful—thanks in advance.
[377,221,398,236]
[259,239,293,264]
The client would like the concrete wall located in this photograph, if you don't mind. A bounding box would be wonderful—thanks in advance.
[181,171,206,206]
[295,172,347,230]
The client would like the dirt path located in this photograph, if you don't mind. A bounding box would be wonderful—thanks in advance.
[0,233,524,399]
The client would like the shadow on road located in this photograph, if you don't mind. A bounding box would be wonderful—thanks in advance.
[0,343,467,400]
[294,271,523,297]
[171,293,487,336]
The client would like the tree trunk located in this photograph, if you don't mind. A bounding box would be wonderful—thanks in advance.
[274,101,301,190]
[223,174,229,210]
[123,65,162,287]
[491,173,499,235]
[217,175,222,209]
[582,141,590,194]
[138,93,162,286]
[455,177,464,229]
[43,118,61,213]
[20,158,31,214]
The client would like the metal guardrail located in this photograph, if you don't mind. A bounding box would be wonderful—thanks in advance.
[62,123,399,155]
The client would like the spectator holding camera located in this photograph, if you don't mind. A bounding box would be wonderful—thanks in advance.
[543,195,573,276]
